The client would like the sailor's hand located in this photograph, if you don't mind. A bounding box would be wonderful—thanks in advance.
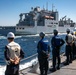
[14,56,20,65]
[47,54,50,58]
[56,46,60,49]
[10,58,14,63]
[70,43,72,46]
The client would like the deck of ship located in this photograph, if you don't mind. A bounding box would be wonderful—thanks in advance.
[20,54,76,75]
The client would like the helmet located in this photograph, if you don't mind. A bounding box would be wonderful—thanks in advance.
[71,31,74,35]
[7,32,15,39]
[39,32,45,37]
[75,32,76,35]
[66,28,70,32]
[53,29,58,34]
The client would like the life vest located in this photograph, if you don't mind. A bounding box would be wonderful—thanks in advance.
[67,34,73,43]
[74,36,76,45]
[7,41,21,60]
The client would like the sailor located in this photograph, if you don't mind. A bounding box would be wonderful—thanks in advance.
[64,28,73,65]
[73,32,76,59]
[4,32,24,75]
[75,32,76,36]
[50,29,65,72]
[37,32,50,75]
[71,31,75,60]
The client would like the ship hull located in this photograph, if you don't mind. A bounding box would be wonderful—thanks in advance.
[0,25,75,36]
[16,24,76,35]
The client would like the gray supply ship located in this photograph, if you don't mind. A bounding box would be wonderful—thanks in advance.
[16,6,76,35]
[0,6,76,36]
[0,26,15,36]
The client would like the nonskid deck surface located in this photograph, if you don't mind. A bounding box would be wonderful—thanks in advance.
[20,55,76,75]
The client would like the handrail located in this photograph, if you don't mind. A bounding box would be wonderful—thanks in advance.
[21,52,64,62]
[21,53,38,62]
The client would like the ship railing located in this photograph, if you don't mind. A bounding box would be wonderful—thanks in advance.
[20,53,38,74]
[20,51,64,67]
[21,53,38,62]
[19,52,65,74]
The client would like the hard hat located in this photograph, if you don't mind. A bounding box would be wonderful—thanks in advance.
[66,28,70,32]
[39,32,45,37]
[7,32,15,39]
[53,29,58,34]
[75,32,76,35]
[71,31,74,35]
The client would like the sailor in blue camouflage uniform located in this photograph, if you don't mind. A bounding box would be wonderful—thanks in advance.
[50,29,65,72]
[37,32,50,75]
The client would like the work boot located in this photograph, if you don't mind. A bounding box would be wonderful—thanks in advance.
[49,68,56,72]
[63,62,69,65]
[57,66,60,70]
[69,61,72,63]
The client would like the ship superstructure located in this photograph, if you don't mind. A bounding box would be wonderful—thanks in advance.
[16,7,59,35]
[59,16,76,32]
[16,6,76,35]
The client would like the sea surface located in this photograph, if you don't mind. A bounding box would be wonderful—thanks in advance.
[0,34,66,75]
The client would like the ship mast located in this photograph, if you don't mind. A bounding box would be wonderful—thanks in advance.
[43,5,45,10]
[52,4,55,12]
[46,2,48,10]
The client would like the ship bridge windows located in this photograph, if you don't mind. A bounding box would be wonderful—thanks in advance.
[22,28,25,29]
[48,22,53,24]
[51,22,53,24]
[16,27,25,30]
[19,28,21,29]
[54,22,58,24]
[46,22,58,25]
[16,28,18,29]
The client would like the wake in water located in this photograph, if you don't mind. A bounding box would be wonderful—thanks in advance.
[0,53,38,75]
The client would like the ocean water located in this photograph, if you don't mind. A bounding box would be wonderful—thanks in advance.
[0,34,66,75]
